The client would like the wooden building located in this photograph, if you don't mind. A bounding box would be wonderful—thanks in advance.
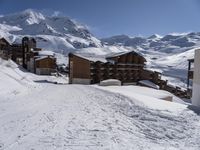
[11,44,23,65]
[22,37,37,69]
[0,36,57,76]
[69,51,149,84]
[35,56,56,75]
[0,38,11,60]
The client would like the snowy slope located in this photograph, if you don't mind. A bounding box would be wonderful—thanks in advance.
[0,59,200,150]
[0,9,102,54]
[102,33,200,52]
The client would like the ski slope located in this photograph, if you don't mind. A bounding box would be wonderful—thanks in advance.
[0,59,200,150]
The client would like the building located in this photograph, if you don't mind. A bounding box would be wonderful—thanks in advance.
[192,49,200,106]
[22,37,37,69]
[187,58,194,89]
[29,51,56,75]
[0,38,11,60]
[68,50,190,98]
[11,44,23,65]
[0,36,57,76]
[35,55,56,75]
[68,51,155,84]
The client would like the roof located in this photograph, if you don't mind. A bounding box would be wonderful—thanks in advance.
[70,53,107,63]
[35,56,55,61]
[0,38,10,45]
[106,50,145,60]
[70,50,146,63]
[38,50,55,56]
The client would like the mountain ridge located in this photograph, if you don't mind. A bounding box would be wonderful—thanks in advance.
[0,9,102,53]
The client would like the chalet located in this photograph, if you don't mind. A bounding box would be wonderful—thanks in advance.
[68,51,156,84]
[0,38,11,60]
[35,55,56,75]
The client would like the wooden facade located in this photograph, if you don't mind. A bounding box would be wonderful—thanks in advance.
[35,56,56,75]
[69,53,92,84]
[11,44,23,65]
[0,38,11,60]
[69,51,148,84]
[22,37,37,69]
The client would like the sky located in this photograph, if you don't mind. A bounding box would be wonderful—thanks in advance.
[0,0,200,38]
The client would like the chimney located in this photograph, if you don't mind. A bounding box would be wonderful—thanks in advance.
[192,49,200,106]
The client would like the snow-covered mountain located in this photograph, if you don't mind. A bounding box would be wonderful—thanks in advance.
[102,33,200,53]
[0,9,102,53]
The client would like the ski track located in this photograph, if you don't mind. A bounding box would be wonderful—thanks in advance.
[0,84,200,150]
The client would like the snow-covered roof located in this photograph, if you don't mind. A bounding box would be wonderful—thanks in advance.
[71,50,146,63]
[38,50,55,56]
[106,50,145,59]
[35,56,55,61]
[72,53,107,63]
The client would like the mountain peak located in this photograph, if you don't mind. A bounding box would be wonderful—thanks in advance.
[20,9,45,25]
[148,34,162,39]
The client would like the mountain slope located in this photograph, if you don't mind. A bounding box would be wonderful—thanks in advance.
[0,9,102,53]
[102,33,200,53]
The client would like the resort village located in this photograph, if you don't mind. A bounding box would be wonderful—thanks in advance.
[1,7,200,150]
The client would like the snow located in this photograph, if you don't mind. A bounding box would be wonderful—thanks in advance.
[77,46,129,56]
[0,59,200,149]
[35,56,52,61]
[0,9,102,54]
[138,80,159,89]
[95,85,186,109]
[23,9,45,25]
[72,53,107,63]
[38,50,55,56]
[100,79,121,86]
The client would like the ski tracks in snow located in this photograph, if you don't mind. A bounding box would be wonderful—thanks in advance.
[0,84,200,150]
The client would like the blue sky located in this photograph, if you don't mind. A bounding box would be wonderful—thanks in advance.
[0,0,200,37]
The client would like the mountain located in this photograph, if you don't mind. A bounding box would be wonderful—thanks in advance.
[102,33,200,53]
[0,9,102,53]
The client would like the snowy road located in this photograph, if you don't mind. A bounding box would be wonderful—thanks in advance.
[0,83,200,150]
